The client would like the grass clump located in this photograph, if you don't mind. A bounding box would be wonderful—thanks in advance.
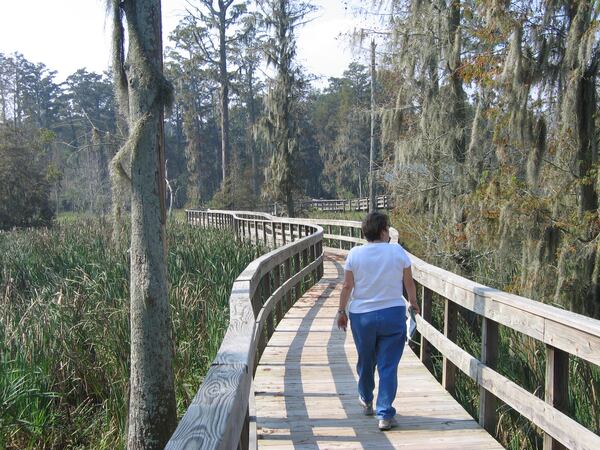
[0,218,259,449]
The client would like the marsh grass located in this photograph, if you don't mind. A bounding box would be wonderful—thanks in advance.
[0,219,259,449]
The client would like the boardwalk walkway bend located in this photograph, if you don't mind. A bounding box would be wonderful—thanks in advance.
[166,210,600,450]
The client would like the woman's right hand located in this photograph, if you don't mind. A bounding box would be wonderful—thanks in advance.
[337,311,348,331]
[410,302,420,315]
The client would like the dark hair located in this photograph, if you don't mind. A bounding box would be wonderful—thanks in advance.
[362,212,389,242]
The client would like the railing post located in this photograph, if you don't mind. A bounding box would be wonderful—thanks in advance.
[420,286,433,372]
[543,345,569,450]
[309,241,317,284]
[301,246,309,295]
[259,274,272,358]
[237,405,249,450]
[262,220,267,244]
[443,298,457,395]
[282,223,287,245]
[273,264,282,323]
[293,251,301,300]
[316,240,323,278]
[479,317,499,435]
[284,257,292,313]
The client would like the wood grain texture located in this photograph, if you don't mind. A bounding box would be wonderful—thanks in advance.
[409,252,600,366]
[416,316,600,450]
[169,211,325,449]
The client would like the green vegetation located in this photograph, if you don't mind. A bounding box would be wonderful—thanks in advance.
[0,219,259,449]
[0,126,55,230]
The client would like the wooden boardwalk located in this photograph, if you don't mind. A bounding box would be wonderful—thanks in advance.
[255,250,504,450]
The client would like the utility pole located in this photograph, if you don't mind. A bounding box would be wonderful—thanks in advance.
[369,39,376,213]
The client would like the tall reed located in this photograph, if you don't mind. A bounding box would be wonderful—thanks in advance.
[0,218,259,449]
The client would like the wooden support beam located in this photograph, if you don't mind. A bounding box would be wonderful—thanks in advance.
[479,317,499,435]
[273,265,282,323]
[543,346,569,450]
[293,251,301,300]
[309,244,317,284]
[420,285,433,372]
[443,298,457,394]
[238,406,249,450]
[284,257,292,313]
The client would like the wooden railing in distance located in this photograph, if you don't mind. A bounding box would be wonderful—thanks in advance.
[166,210,324,450]
[299,194,392,212]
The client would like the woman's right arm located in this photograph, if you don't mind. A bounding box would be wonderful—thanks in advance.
[337,270,354,331]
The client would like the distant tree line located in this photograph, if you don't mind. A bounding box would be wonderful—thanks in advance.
[0,7,380,230]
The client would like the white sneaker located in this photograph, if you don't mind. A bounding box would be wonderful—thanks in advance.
[378,416,398,431]
[358,396,373,416]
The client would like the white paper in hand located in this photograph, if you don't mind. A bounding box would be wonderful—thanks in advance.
[404,296,417,341]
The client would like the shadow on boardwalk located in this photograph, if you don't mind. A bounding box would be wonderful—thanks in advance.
[255,252,502,450]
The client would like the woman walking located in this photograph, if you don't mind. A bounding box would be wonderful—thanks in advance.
[336,211,419,431]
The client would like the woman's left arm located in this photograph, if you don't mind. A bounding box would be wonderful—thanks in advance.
[403,267,420,315]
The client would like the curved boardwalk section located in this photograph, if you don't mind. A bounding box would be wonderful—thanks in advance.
[255,249,503,450]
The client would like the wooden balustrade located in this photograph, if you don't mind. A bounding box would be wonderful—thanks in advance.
[410,251,600,450]
[176,209,600,450]
[297,194,392,212]
[167,210,324,450]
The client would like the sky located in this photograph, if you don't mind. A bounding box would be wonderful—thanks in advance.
[0,0,380,84]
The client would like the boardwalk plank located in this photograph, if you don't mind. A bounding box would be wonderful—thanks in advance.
[255,252,503,449]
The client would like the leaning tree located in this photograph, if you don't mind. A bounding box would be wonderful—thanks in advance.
[108,0,177,448]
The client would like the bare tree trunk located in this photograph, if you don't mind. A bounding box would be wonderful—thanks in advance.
[219,6,230,193]
[448,0,466,164]
[577,65,598,214]
[113,0,177,448]
[369,39,376,213]
[247,67,259,197]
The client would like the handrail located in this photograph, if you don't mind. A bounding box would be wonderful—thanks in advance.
[169,210,600,450]
[410,252,600,449]
[166,210,324,450]
[298,194,392,212]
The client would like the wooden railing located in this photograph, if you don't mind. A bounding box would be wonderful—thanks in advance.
[409,258,600,449]
[169,210,600,450]
[299,194,392,212]
[167,210,327,450]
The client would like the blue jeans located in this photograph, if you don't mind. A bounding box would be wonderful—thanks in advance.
[349,306,407,419]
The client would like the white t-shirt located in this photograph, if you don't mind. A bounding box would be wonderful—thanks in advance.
[344,242,412,314]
